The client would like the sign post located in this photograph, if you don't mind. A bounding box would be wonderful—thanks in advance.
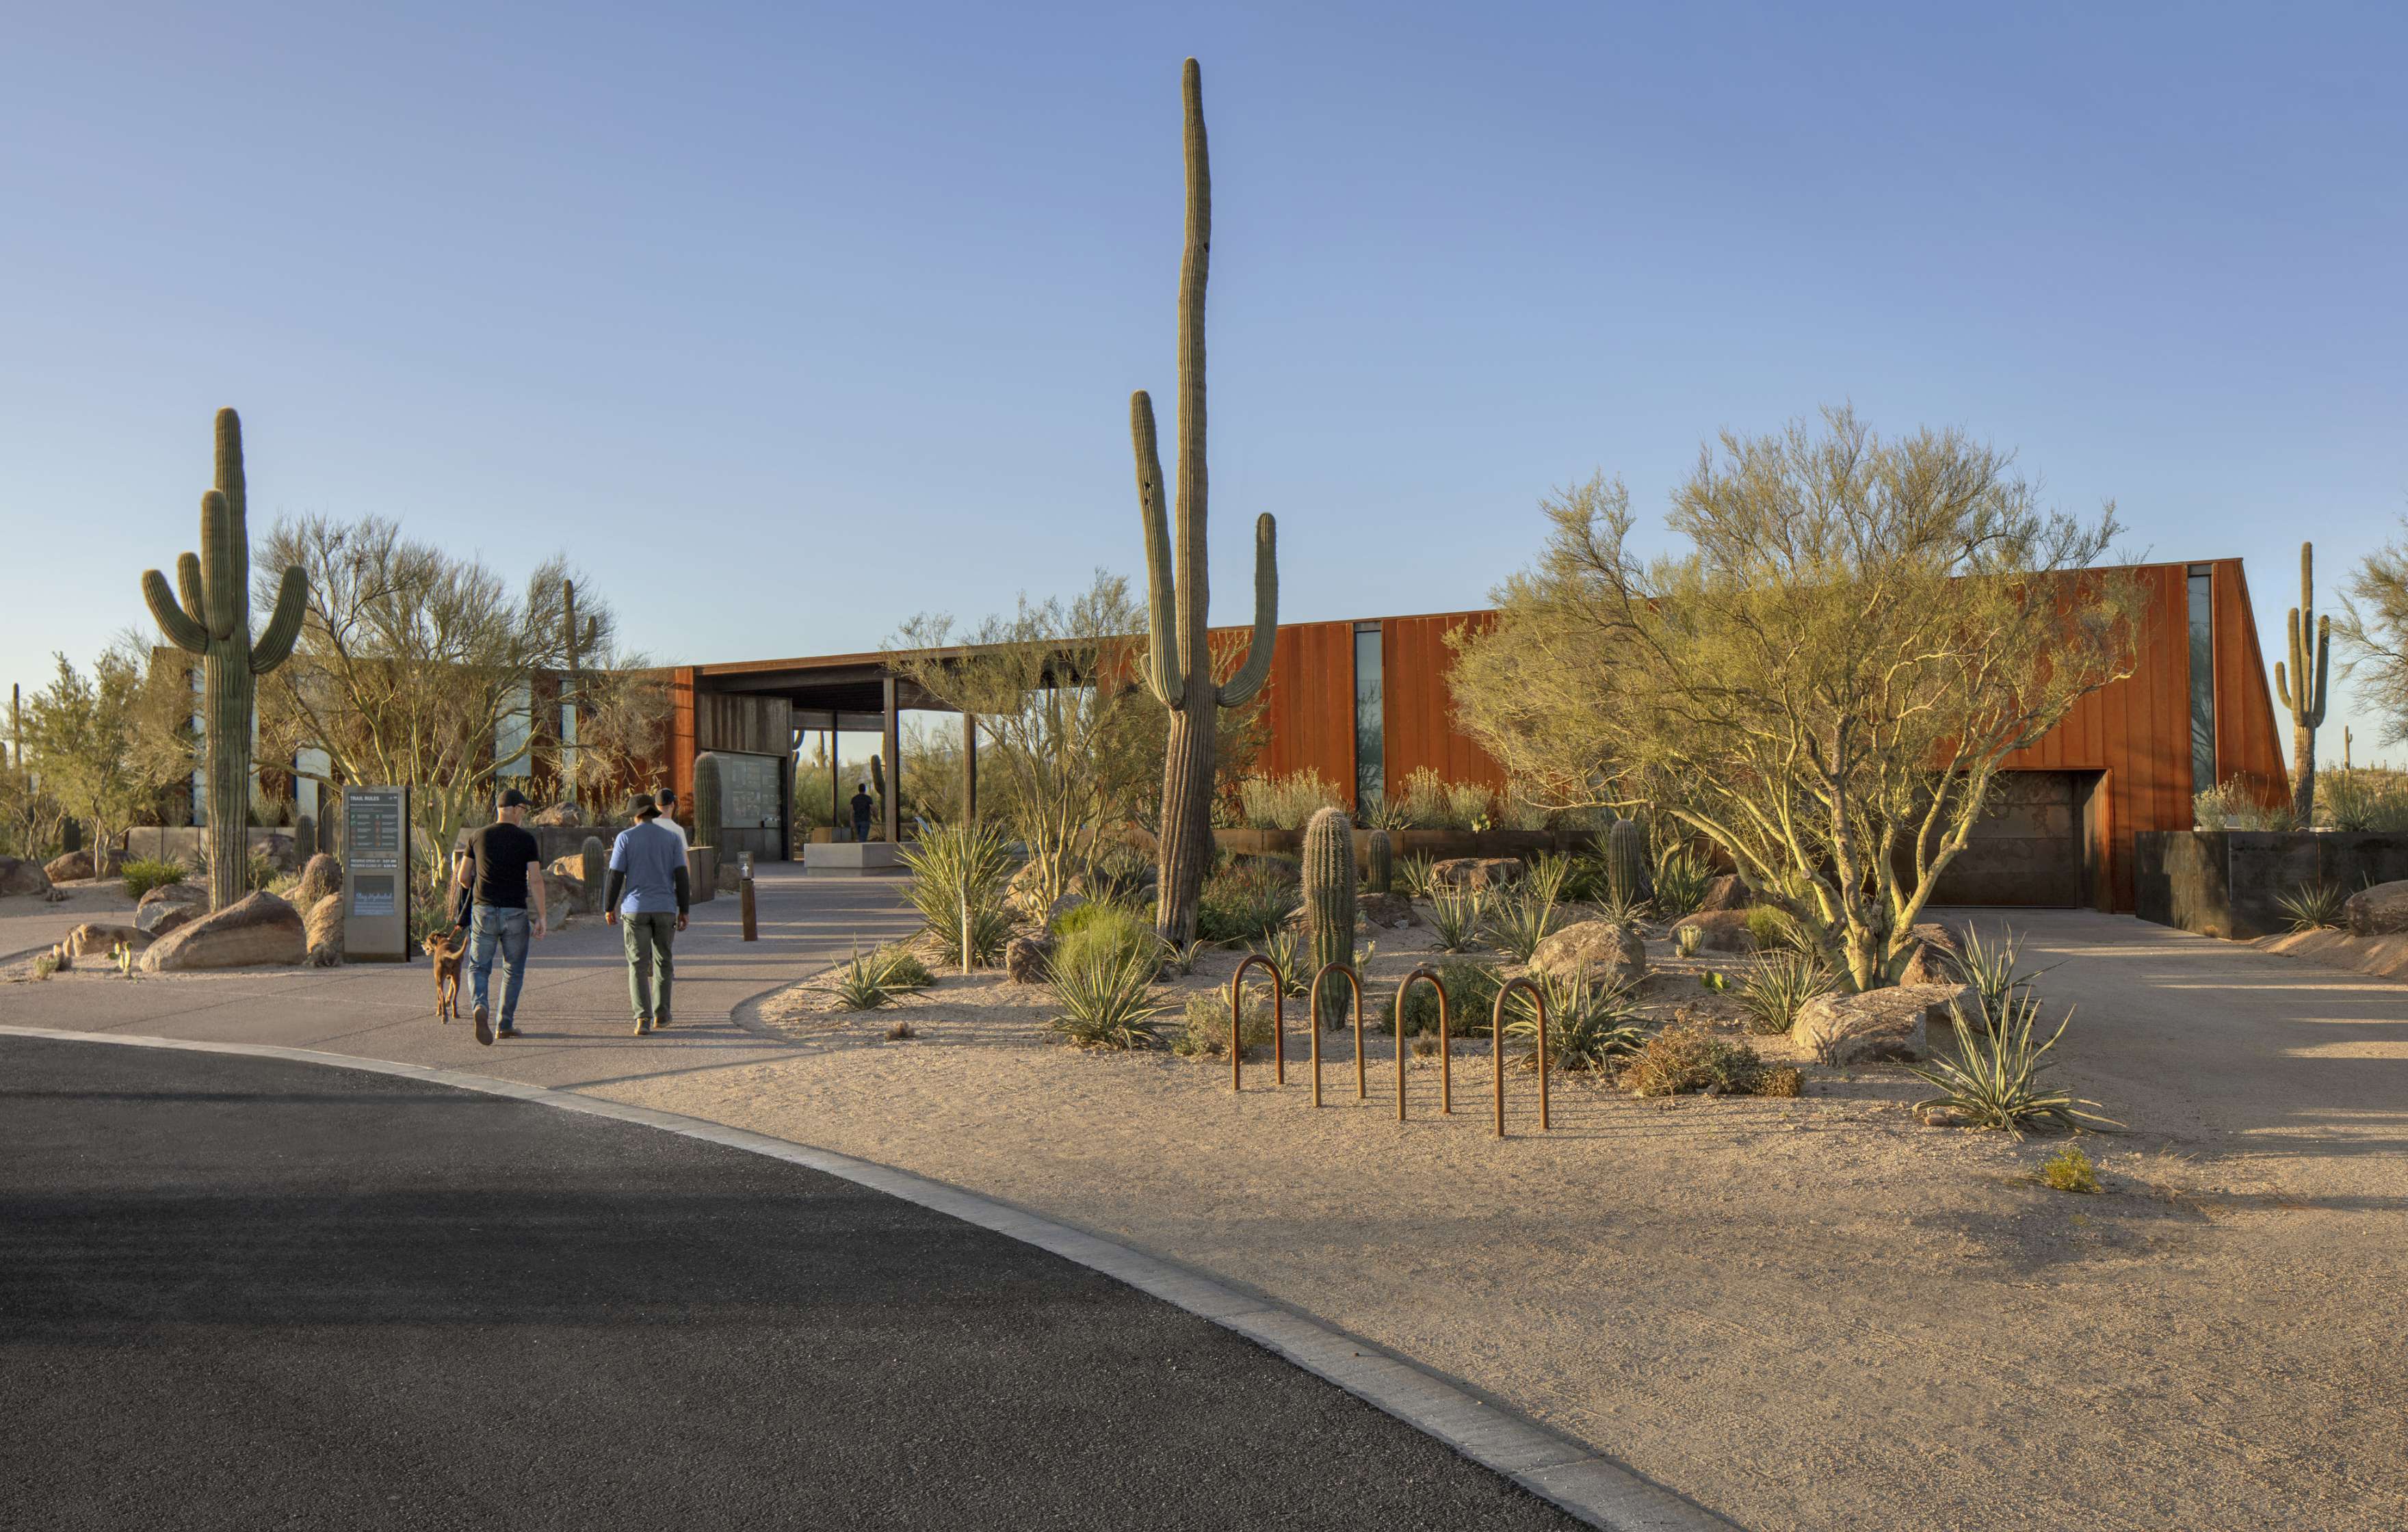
[343,785,412,962]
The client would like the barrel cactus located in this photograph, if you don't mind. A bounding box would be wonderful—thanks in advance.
[1303,807,1357,1026]
[1366,828,1394,895]
[1129,59,1279,943]
[140,408,309,911]
[691,752,723,849]
[1605,819,1647,909]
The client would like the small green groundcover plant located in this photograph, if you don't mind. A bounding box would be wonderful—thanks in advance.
[120,856,187,902]
[2037,1144,2104,1194]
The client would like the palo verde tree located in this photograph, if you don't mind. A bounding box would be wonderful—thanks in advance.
[1451,408,2143,991]
[2336,516,2408,752]
[1127,57,1278,942]
[139,409,309,910]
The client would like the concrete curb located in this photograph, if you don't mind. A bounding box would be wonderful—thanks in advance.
[3,1025,1738,1532]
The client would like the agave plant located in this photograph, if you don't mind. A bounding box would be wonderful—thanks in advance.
[1248,927,1309,996]
[1398,851,1439,901]
[1649,846,1712,919]
[1522,852,1573,911]
[1952,924,2060,1026]
[1591,886,1650,928]
[2275,880,2350,934]
[1484,883,1562,962]
[1428,884,1484,953]
[1049,940,1166,1050]
[828,945,900,1011]
[1907,997,2114,1137]
[1735,951,1835,1035]
[1503,968,1645,1071]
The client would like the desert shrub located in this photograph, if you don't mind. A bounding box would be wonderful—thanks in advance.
[1759,1066,1804,1098]
[1907,997,2112,1137]
[2318,769,2408,832]
[1624,1022,1767,1096]
[1383,960,1502,1038]
[1744,905,1800,953]
[1590,885,1649,928]
[1196,860,1298,944]
[1238,770,1346,830]
[1558,853,1607,905]
[899,822,1015,966]
[874,945,934,990]
[1359,793,1413,831]
[1675,925,1703,958]
[1649,846,1712,919]
[1736,951,1836,1035]
[1502,969,1645,1071]
[1049,939,1165,1050]
[2038,1143,2103,1193]
[1080,841,1156,903]
[120,856,187,902]
[2276,880,2350,934]
[1175,987,1278,1058]
[1427,884,1484,953]
[885,1018,918,1042]
[1483,882,1562,962]
[32,953,59,979]
[1054,902,1157,977]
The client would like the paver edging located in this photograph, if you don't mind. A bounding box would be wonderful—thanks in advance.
[1,1024,1736,1531]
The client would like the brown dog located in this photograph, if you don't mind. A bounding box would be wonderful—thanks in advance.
[424,929,466,1022]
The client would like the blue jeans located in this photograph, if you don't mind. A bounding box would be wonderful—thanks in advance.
[468,906,531,1023]
[852,816,872,843]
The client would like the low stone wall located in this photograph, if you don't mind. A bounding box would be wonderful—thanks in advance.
[2136,830,2408,939]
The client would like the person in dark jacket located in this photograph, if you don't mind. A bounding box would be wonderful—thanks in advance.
[849,782,874,843]
[604,791,690,1037]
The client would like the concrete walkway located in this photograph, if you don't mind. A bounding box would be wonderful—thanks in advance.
[0,864,921,1093]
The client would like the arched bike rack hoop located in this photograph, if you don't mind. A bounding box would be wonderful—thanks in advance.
[1490,976,1552,1137]
[1227,953,1285,1093]
[1393,965,1456,1121]
[1307,962,1364,1110]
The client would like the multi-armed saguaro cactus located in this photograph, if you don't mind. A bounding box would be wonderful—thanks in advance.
[1131,57,1279,942]
[1303,806,1357,1026]
[2274,541,2330,825]
[690,751,723,851]
[1365,828,1394,896]
[1604,819,1648,910]
[141,409,308,911]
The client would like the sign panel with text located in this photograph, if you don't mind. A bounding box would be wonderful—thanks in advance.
[342,786,412,962]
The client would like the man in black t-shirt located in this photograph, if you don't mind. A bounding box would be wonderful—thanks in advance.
[460,787,548,1046]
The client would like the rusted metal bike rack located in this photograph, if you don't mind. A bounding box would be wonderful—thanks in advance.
[1490,975,1551,1137]
[1393,965,1455,1121]
[1227,953,1285,1093]
[1307,962,1364,1109]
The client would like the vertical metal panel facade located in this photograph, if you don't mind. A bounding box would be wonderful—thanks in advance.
[1378,611,1506,799]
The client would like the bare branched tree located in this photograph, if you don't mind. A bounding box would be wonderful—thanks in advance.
[2337,514,2408,747]
[1451,408,2143,990]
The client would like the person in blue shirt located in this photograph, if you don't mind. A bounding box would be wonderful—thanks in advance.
[603,791,690,1038]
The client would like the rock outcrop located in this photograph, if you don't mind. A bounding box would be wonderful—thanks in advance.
[305,893,344,966]
[2345,880,2408,938]
[1529,919,1649,985]
[140,890,306,972]
[1792,982,1973,1064]
[0,856,51,897]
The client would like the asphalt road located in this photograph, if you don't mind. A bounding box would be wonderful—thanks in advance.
[0,1035,1584,1531]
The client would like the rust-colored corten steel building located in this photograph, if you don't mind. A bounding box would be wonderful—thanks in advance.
[671,558,2288,912]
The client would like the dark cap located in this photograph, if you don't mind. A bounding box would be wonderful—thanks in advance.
[496,787,530,809]
[626,792,661,819]
[657,789,677,808]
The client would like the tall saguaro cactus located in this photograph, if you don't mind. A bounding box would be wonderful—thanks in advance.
[2274,541,2329,825]
[1131,57,1279,941]
[140,409,309,911]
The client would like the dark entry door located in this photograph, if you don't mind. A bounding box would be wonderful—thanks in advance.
[1924,771,2083,907]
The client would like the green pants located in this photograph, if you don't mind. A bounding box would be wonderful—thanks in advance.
[622,911,677,1022]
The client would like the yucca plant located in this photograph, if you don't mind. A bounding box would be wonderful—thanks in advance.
[1503,968,1645,1071]
[1049,939,1166,1050]
[1393,851,1435,901]
[1248,927,1309,995]
[1522,852,1573,911]
[1952,924,2060,1025]
[898,822,1016,966]
[828,945,899,1011]
[1484,883,1562,962]
[1907,997,2113,1137]
[1648,845,1712,919]
[1424,884,1482,953]
[1736,951,1835,1035]
[2276,880,2350,934]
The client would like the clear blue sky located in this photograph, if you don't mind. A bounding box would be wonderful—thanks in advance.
[5,2,2404,764]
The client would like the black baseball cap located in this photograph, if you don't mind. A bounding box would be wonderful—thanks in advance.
[496,787,530,808]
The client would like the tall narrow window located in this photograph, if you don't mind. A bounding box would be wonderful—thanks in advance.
[495,681,534,782]
[1353,622,1384,811]
[2187,566,2216,795]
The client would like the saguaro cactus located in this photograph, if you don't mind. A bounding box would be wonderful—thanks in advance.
[2274,541,2329,826]
[140,409,308,911]
[1366,828,1394,895]
[559,577,596,798]
[1605,819,1647,909]
[691,751,723,849]
[1131,57,1279,942]
[579,834,608,904]
[1303,807,1357,1026]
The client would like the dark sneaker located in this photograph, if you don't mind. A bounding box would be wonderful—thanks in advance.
[473,1003,493,1047]
[653,1014,670,1030]
[632,1018,652,1037]
[496,1027,519,1040]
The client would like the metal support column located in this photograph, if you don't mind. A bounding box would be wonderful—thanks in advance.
[881,676,902,845]
[961,711,978,825]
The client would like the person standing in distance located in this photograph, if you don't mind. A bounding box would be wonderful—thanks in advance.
[464,787,547,1046]
[849,781,874,844]
[605,791,690,1037]
[655,788,690,856]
